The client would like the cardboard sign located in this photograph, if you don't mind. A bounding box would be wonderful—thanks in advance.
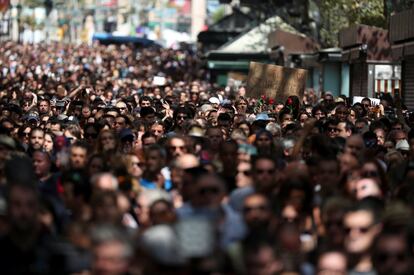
[353,96,380,106]
[246,62,307,101]
[153,76,166,86]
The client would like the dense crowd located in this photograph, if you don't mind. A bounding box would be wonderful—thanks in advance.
[0,40,414,275]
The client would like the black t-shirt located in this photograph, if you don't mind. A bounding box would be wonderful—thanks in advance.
[0,232,61,275]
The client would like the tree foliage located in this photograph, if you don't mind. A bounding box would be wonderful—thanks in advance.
[23,0,45,8]
[318,0,386,47]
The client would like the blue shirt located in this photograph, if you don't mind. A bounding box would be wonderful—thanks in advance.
[140,178,172,191]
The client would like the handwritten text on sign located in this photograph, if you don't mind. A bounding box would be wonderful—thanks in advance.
[246,62,307,101]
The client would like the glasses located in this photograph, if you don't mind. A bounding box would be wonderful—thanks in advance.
[198,186,220,196]
[177,115,187,120]
[255,169,275,175]
[169,146,185,151]
[361,170,379,178]
[376,251,407,262]
[117,107,127,111]
[328,127,339,132]
[345,225,373,235]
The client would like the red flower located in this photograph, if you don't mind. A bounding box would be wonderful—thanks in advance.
[287,98,293,105]
[261,95,266,100]
[268,98,274,105]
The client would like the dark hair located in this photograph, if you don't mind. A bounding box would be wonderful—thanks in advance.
[278,107,293,122]
[144,144,166,159]
[118,114,132,125]
[251,154,276,170]
[61,169,91,202]
[71,140,90,153]
[348,197,385,225]
[173,106,192,120]
[141,131,157,142]
[139,96,152,105]
[30,127,45,136]
[339,120,355,134]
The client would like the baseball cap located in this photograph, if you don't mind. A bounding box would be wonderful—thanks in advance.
[209,97,220,105]
[200,104,214,113]
[119,128,134,141]
[26,112,40,123]
[396,139,410,151]
[255,113,270,121]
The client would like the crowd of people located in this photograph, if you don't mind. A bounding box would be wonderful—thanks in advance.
[0,40,414,275]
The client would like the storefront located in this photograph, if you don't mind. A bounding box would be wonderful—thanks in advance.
[390,8,414,110]
[339,25,400,99]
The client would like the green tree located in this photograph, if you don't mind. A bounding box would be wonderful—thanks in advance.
[318,0,386,47]
[211,6,226,24]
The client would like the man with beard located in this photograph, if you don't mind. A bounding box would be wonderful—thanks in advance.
[242,193,273,234]
[27,127,45,156]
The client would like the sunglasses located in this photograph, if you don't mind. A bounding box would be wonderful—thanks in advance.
[376,251,407,262]
[169,146,185,151]
[361,170,379,178]
[255,169,275,175]
[345,225,372,235]
[328,127,339,132]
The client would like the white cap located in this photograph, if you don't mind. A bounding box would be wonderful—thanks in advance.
[209,97,220,105]
[396,139,410,151]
